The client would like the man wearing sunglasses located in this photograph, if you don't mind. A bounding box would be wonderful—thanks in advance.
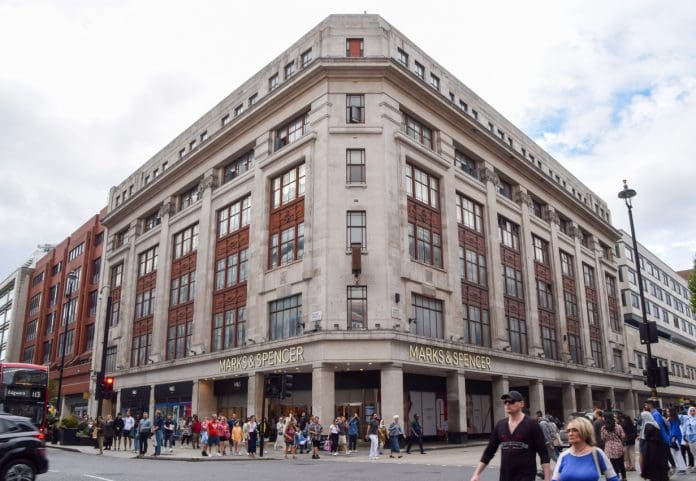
[470,390,550,481]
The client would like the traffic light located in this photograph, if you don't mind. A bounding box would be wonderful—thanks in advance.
[643,358,657,388]
[281,374,294,399]
[639,321,658,344]
[103,376,115,400]
[656,366,670,387]
[94,371,104,401]
[264,374,282,398]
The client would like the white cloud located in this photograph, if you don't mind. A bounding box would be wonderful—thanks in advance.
[1,0,695,275]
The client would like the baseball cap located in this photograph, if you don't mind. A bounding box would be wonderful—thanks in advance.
[501,390,524,402]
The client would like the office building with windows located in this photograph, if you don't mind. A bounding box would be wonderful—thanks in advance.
[616,230,696,407]
[19,212,105,418]
[96,14,632,440]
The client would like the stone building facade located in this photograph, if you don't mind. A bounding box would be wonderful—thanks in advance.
[94,14,634,441]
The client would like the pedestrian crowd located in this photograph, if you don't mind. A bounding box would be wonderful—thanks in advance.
[85,408,428,461]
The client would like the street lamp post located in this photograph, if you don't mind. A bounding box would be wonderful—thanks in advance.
[618,180,658,401]
[55,271,78,420]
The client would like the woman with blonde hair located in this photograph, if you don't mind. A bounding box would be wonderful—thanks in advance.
[552,416,619,481]
[388,415,404,458]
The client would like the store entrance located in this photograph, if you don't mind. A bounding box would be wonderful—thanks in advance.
[335,402,362,420]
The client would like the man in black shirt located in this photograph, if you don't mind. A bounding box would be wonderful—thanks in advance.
[470,390,550,481]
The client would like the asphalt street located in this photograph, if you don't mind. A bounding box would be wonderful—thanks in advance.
[41,444,696,481]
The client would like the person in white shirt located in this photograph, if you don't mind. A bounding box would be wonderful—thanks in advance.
[122,410,135,452]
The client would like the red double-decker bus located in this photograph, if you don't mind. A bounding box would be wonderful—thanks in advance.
[0,363,49,437]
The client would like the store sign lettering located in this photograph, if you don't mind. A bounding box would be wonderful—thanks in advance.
[409,344,491,370]
[219,346,305,373]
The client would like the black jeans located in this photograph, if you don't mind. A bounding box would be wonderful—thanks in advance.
[139,432,149,455]
[406,434,424,453]
[682,444,694,467]
[610,456,626,480]
[348,434,357,451]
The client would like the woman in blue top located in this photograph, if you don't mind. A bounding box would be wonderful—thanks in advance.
[552,416,618,481]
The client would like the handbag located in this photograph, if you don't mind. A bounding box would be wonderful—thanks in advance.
[591,447,607,481]
[323,439,332,452]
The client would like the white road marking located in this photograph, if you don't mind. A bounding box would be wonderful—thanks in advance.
[84,475,116,481]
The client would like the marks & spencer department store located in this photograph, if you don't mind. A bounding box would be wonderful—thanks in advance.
[93,14,638,441]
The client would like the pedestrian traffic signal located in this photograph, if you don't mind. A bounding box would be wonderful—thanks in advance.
[281,374,294,399]
[264,374,282,398]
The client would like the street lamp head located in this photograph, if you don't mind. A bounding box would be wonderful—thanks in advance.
[618,179,637,200]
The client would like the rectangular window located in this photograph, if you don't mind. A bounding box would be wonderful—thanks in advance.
[271,164,306,210]
[173,224,200,259]
[582,263,595,288]
[430,73,440,90]
[414,61,425,79]
[110,263,123,288]
[170,271,196,306]
[454,150,478,179]
[269,73,279,91]
[138,246,158,277]
[179,185,200,210]
[218,195,252,238]
[88,289,98,316]
[234,104,243,117]
[275,112,309,150]
[408,224,442,268]
[347,286,367,329]
[560,251,574,278]
[507,316,528,354]
[284,61,295,79]
[26,319,37,341]
[212,307,247,351]
[498,216,519,250]
[84,323,95,352]
[61,297,77,326]
[587,301,599,326]
[537,281,554,310]
[134,288,156,319]
[612,349,623,372]
[215,250,248,290]
[503,266,524,298]
[269,294,302,340]
[130,333,152,367]
[32,272,43,286]
[405,163,439,209]
[559,216,572,236]
[564,292,578,318]
[346,94,365,123]
[456,194,483,233]
[23,346,34,364]
[533,236,549,265]
[57,329,75,357]
[397,48,408,66]
[346,38,364,57]
[143,211,161,232]
[248,93,258,106]
[91,257,101,284]
[346,211,366,250]
[189,139,197,151]
[346,149,366,183]
[568,334,582,364]
[48,284,59,307]
[411,294,443,339]
[497,178,513,200]
[222,114,231,126]
[541,325,558,360]
[166,320,193,360]
[44,313,55,335]
[590,340,603,368]
[402,113,433,149]
[223,150,254,184]
[104,345,116,372]
[531,198,544,218]
[68,242,84,261]
[459,100,468,112]
[301,48,312,68]
[42,341,51,365]
[459,247,487,287]
[29,294,41,316]
[462,304,490,347]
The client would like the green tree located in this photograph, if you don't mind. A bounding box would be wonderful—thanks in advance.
[689,256,696,311]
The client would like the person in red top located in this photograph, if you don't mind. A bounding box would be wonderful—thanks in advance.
[207,414,221,456]
[191,415,202,449]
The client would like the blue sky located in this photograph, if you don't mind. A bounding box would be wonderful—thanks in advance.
[0,0,695,277]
